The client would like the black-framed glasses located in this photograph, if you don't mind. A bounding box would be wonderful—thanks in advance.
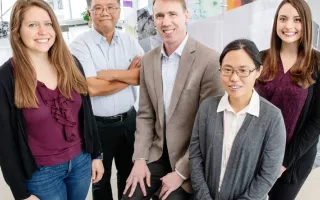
[90,6,120,15]
[219,67,257,77]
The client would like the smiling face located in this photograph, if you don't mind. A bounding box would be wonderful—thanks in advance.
[19,6,56,56]
[89,0,120,33]
[220,49,262,102]
[276,3,302,46]
[153,0,189,52]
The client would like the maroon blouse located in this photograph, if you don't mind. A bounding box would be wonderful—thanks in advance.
[23,81,83,166]
[255,61,308,143]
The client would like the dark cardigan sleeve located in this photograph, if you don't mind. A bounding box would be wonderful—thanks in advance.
[237,111,286,200]
[283,51,320,168]
[73,56,102,159]
[0,63,31,199]
[189,101,213,200]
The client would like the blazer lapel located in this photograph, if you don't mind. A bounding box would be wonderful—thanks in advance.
[153,47,165,127]
[167,38,196,123]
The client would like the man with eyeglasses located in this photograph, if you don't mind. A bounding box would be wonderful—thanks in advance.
[69,0,144,199]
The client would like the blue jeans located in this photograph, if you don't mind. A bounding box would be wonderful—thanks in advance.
[26,152,92,200]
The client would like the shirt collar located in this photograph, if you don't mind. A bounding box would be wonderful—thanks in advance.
[217,90,260,117]
[92,28,119,45]
[161,34,189,58]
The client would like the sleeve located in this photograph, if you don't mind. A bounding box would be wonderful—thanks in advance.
[133,37,145,56]
[200,52,224,103]
[132,57,156,160]
[86,92,102,159]
[174,53,224,179]
[69,36,97,78]
[131,37,145,111]
[237,111,286,200]
[283,79,320,168]
[189,103,213,200]
[73,56,102,159]
[0,83,31,200]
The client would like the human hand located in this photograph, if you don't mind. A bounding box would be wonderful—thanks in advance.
[24,195,39,200]
[123,159,151,197]
[159,172,184,200]
[92,159,104,183]
[128,56,142,70]
[278,165,287,178]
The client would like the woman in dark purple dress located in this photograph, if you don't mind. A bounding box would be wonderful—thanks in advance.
[0,0,103,200]
[255,0,320,199]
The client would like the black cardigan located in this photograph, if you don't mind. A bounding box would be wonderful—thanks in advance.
[259,49,320,183]
[0,58,102,199]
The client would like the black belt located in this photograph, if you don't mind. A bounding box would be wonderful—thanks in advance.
[95,108,132,123]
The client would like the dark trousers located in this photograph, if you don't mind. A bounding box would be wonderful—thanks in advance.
[93,108,136,200]
[268,178,306,200]
[122,143,192,200]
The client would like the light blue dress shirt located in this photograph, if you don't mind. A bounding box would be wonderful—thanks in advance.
[69,28,144,117]
[160,34,189,180]
[161,34,189,119]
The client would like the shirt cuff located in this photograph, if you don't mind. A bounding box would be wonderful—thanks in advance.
[94,155,103,160]
[134,158,146,161]
[175,169,187,180]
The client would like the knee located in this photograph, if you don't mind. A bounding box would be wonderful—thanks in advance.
[121,187,145,200]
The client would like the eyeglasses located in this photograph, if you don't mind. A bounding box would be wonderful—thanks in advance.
[90,6,120,15]
[219,67,257,77]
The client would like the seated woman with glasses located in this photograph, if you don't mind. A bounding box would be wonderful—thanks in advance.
[189,39,286,200]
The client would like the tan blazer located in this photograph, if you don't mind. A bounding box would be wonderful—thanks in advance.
[133,36,224,192]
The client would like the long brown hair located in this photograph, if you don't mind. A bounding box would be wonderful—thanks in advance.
[259,0,314,88]
[10,0,88,108]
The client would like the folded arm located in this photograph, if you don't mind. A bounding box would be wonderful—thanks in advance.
[97,68,140,86]
[86,77,129,97]
[132,58,155,160]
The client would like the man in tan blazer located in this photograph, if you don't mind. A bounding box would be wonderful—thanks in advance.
[122,0,223,199]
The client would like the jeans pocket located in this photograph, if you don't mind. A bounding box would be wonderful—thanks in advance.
[26,165,63,194]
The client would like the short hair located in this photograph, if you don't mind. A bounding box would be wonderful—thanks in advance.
[87,0,120,8]
[219,39,262,70]
[152,0,187,11]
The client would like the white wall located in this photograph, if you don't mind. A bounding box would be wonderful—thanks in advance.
[307,0,320,25]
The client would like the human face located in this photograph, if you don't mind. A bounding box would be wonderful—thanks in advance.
[276,3,302,45]
[220,49,262,102]
[153,0,189,51]
[19,6,56,55]
[90,0,120,33]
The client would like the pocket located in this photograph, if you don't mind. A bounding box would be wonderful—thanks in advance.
[36,165,57,173]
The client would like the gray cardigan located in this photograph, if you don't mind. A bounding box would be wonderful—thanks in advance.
[189,95,286,200]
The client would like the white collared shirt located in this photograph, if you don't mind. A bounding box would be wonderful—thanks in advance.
[216,90,260,189]
[161,34,189,119]
[69,28,144,117]
[160,34,189,180]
